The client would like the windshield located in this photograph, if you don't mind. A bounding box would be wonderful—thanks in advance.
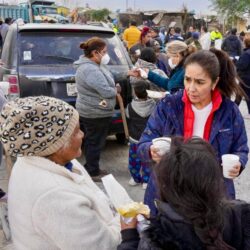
[19,32,129,66]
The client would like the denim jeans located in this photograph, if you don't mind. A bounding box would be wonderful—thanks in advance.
[80,116,112,176]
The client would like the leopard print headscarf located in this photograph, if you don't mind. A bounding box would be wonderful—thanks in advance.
[0,96,79,157]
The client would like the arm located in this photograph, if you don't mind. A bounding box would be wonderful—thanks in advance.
[32,189,121,250]
[123,29,128,42]
[117,229,140,250]
[147,70,169,90]
[237,53,250,72]
[78,68,117,99]
[231,104,249,171]
[137,100,168,163]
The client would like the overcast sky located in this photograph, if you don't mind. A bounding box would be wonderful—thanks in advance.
[14,0,214,14]
[56,0,214,14]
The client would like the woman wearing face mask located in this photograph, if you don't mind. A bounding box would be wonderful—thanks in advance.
[129,26,152,63]
[138,49,248,216]
[75,37,120,181]
[129,41,193,94]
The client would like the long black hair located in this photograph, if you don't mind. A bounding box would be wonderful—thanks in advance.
[155,137,234,250]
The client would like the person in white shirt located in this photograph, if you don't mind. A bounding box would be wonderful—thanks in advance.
[199,26,211,50]
[0,96,121,250]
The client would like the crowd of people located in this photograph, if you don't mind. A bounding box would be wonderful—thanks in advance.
[0,19,250,250]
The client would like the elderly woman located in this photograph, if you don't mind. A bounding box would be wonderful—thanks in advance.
[138,49,249,216]
[75,37,120,181]
[0,96,121,249]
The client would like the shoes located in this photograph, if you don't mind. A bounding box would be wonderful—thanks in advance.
[129,178,139,186]
[91,169,109,182]
[142,183,148,190]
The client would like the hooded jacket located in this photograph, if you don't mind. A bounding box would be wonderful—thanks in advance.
[75,56,117,118]
[118,200,250,250]
[126,98,156,141]
[137,90,249,216]
[222,35,242,57]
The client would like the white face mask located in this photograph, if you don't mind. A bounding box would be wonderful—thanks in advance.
[168,58,177,69]
[100,53,110,65]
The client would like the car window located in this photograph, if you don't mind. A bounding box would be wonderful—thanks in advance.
[18,31,128,66]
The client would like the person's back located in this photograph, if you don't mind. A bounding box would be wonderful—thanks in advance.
[1,18,12,42]
[123,21,141,49]
[222,28,242,57]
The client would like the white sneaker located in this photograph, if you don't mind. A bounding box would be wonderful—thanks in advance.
[129,178,139,186]
[142,183,148,190]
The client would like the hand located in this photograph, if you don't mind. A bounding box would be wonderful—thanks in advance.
[150,145,162,164]
[228,163,241,178]
[116,83,122,94]
[127,69,140,77]
[120,216,137,230]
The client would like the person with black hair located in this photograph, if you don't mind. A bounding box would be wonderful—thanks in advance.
[126,81,156,190]
[118,137,250,250]
[150,27,163,47]
[164,27,175,44]
[1,17,12,42]
[222,28,242,59]
[168,27,184,42]
[123,20,141,50]
[130,47,167,91]
[137,49,248,216]
[129,27,152,63]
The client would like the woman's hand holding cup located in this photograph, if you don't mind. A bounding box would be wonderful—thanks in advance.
[150,145,162,164]
[222,154,241,179]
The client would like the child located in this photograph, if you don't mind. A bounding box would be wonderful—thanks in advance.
[126,81,156,189]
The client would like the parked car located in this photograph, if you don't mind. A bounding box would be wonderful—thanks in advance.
[0,23,133,143]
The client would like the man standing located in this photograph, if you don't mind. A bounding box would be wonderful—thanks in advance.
[123,20,141,49]
[1,18,12,43]
[222,28,242,59]
[210,26,223,48]
[199,26,211,50]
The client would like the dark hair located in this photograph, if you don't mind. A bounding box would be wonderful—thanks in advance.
[155,137,233,250]
[134,80,149,99]
[80,37,106,58]
[184,49,246,98]
[244,37,250,48]
[231,28,237,35]
[174,27,181,34]
[5,17,12,24]
[140,47,157,63]
[201,26,208,33]
[240,31,245,37]
[131,20,137,26]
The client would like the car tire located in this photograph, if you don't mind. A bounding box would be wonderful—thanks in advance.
[115,133,128,145]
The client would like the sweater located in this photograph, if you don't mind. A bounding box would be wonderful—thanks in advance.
[75,56,117,118]
[147,65,185,93]
[138,90,249,215]
[118,200,250,250]
[8,156,121,250]
[123,26,141,49]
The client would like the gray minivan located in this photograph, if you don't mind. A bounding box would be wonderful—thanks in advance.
[0,23,133,142]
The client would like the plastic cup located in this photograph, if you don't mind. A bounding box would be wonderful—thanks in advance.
[152,137,171,156]
[222,154,240,179]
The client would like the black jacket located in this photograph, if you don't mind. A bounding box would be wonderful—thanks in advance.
[237,48,250,87]
[117,200,250,250]
[221,35,242,57]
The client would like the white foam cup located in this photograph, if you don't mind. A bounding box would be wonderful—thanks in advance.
[152,137,171,156]
[222,154,240,179]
